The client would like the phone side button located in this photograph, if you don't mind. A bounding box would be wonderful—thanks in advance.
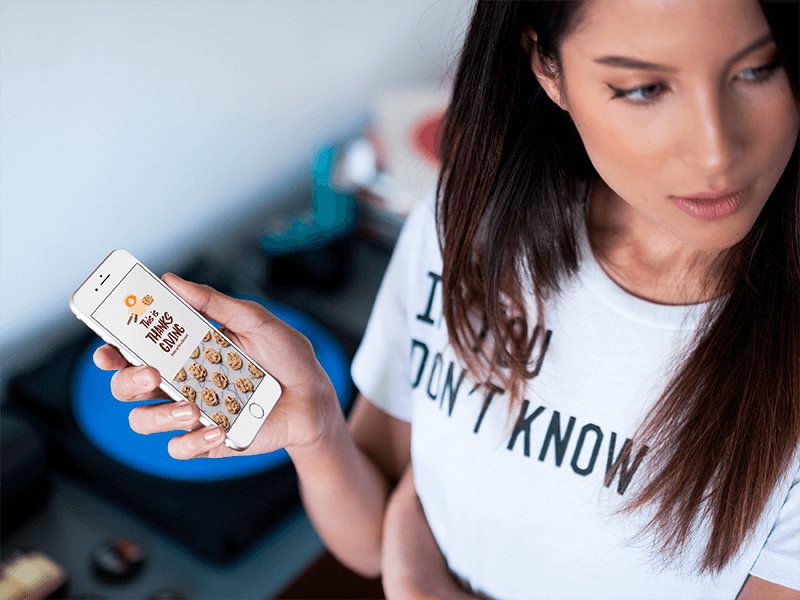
[248,403,265,419]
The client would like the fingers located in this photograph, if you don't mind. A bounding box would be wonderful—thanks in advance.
[167,424,226,460]
[128,401,226,459]
[93,344,128,371]
[95,345,163,402]
[110,365,163,402]
[161,273,267,333]
[128,400,200,434]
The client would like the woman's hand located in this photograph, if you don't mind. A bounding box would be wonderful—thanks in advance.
[382,465,479,600]
[93,273,338,459]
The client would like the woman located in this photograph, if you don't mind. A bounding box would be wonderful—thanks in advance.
[96,0,800,598]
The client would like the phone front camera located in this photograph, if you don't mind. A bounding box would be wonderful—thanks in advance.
[95,288,98,291]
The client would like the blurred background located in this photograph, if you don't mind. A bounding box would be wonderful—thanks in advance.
[0,0,472,597]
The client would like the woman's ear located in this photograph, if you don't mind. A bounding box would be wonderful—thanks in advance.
[522,27,568,112]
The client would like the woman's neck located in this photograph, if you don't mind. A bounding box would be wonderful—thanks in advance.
[586,178,726,306]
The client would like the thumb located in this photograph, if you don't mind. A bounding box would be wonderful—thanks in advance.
[161,273,264,333]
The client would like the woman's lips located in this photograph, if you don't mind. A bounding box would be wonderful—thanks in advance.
[671,187,748,221]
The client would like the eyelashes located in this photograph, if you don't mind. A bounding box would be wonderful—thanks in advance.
[737,58,783,83]
[606,58,784,106]
[608,82,667,103]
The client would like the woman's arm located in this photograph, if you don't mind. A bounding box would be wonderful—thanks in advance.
[382,465,478,599]
[737,576,800,600]
[95,275,409,577]
[289,394,411,577]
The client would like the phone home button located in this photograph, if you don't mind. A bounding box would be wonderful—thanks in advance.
[249,403,265,419]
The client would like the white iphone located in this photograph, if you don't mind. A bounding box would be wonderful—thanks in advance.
[69,249,282,451]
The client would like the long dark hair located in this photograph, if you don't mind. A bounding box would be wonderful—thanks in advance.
[437,0,800,573]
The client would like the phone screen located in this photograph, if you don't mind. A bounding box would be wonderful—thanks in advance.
[92,264,267,430]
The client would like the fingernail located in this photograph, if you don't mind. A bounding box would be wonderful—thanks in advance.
[133,367,153,386]
[204,427,222,442]
[172,403,193,420]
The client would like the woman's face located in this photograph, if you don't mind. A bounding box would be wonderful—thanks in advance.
[539,0,799,252]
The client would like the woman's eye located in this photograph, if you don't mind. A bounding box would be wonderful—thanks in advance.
[736,59,781,83]
[608,82,667,105]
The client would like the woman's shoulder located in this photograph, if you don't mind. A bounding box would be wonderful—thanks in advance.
[393,189,442,266]
[405,189,438,237]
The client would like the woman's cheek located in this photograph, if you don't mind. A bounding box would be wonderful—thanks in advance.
[573,107,672,201]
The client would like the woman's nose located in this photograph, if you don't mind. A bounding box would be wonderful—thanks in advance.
[684,89,744,176]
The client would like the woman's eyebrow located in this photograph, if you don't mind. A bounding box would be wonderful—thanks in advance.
[593,32,774,73]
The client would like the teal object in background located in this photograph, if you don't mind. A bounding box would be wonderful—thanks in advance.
[72,297,352,481]
[312,146,352,230]
[259,146,357,253]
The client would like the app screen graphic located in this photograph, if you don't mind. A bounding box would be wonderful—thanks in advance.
[92,264,266,430]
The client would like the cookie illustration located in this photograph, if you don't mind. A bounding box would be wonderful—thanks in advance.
[226,351,243,370]
[247,362,264,378]
[212,331,230,347]
[202,331,212,343]
[204,348,221,364]
[224,396,241,414]
[181,385,196,402]
[210,413,230,430]
[142,294,154,306]
[174,368,187,382]
[188,362,207,382]
[212,371,228,389]
[200,388,219,406]
[190,346,200,359]
[235,377,254,393]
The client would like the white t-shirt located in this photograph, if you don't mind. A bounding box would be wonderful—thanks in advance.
[351,193,800,600]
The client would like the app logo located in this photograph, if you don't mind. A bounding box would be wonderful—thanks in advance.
[124,294,154,325]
